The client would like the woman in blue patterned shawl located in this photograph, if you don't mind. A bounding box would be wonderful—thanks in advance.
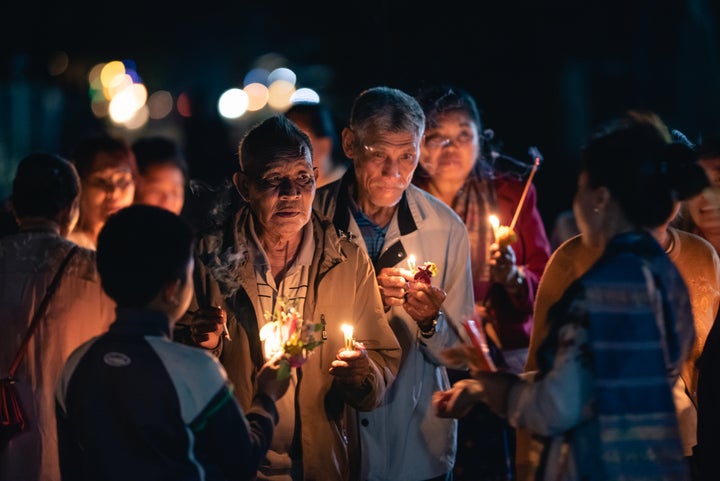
[433,113,709,481]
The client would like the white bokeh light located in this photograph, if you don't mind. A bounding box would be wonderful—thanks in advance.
[218,88,249,119]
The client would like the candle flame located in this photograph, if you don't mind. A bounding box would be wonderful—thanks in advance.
[407,254,416,272]
[341,323,354,351]
[259,322,284,360]
[489,214,500,242]
[488,215,499,229]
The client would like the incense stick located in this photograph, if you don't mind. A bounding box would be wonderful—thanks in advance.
[509,157,541,231]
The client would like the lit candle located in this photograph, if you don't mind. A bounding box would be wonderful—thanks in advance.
[259,322,283,360]
[488,214,500,242]
[407,254,416,272]
[341,324,354,351]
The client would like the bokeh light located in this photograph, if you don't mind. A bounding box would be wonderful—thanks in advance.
[147,90,174,119]
[267,79,295,111]
[218,88,249,119]
[244,68,270,86]
[268,67,296,86]
[290,88,320,103]
[244,83,269,111]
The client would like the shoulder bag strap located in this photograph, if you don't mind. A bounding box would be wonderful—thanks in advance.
[7,245,80,378]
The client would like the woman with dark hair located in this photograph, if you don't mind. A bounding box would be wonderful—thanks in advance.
[521,111,719,480]
[413,84,551,480]
[68,134,137,249]
[434,114,706,481]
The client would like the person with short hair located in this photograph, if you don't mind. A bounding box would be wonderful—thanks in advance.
[0,153,115,481]
[132,135,189,216]
[176,114,401,480]
[55,204,289,480]
[314,86,475,481]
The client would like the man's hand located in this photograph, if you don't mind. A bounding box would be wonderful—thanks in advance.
[404,281,446,331]
[256,354,290,402]
[329,342,371,387]
[185,306,226,349]
[377,267,412,310]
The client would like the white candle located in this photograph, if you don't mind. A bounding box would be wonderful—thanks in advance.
[488,215,500,242]
[407,254,416,272]
[341,324,354,351]
[259,322,283,360]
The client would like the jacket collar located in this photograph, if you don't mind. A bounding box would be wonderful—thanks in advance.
[332,166,418,236]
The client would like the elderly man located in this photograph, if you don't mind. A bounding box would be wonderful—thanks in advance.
[176,114,401,481]
[314,86,475,481]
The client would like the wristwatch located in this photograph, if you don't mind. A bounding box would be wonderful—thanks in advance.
[419,313,439,339]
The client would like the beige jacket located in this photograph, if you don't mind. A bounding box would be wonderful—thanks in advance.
[187,207,402,481]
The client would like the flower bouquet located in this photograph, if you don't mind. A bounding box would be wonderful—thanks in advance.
[259,296,325,380]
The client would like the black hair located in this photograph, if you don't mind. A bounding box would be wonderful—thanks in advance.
[11,153,80,219]
[284,102,347,169]
[415,83,483,132]
[132,136,189,181]
[581,115,709,228]
[285,102,337,140]
[72,134,138,180]
[96,204,194,307]
[238,114,313,178]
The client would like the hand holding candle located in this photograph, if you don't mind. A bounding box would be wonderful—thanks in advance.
[488,214,517,250]
[341,323,354,351]
[406,254,438,285]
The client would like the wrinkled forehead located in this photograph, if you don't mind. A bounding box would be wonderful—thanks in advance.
[246,153,313,176]
[356,126,422,151]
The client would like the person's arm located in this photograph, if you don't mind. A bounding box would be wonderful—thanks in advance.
[505,321,592,436]
[415,217,475,361]
[191,387,278,480]
[173,250,226,356]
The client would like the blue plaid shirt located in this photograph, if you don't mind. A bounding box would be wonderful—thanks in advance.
[349,199,388,263]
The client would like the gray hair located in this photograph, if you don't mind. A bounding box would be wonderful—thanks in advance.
[348,86,425,140]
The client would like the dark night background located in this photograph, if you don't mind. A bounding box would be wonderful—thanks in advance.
[2,0,720,233]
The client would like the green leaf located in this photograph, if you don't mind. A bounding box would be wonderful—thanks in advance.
[277,361,291,380]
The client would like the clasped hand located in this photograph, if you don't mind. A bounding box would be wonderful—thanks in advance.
[377,267,446,329]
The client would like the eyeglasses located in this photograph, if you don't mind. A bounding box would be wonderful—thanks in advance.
[361,144,419,166]
[424,131,475,150]
[86,175,134,192]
